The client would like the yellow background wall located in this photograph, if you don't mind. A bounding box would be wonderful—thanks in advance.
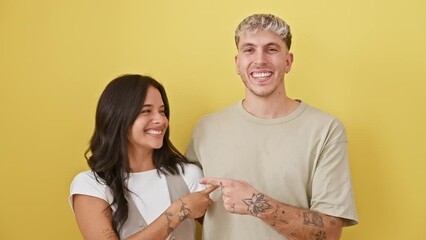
[1,0,425,239]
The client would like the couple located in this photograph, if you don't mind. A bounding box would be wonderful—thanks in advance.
[70,14,358,240]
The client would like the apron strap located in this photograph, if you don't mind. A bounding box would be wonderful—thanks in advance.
[119,170,194,240]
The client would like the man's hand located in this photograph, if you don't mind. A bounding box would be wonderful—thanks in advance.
[199,177,272,216]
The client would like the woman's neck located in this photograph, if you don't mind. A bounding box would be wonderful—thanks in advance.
[127,147,156,172]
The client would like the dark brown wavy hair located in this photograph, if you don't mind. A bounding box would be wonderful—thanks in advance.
[85,74,189,234]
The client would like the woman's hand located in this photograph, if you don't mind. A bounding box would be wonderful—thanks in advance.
[179,185,219,219]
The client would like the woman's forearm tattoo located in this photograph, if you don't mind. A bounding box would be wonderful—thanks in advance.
[102,228,117,239]
[178,199,191,222]
[242,193,272,216]
[163,200,191,234]
[163,211,174,234]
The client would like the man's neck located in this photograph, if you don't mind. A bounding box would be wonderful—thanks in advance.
[242,94,300,119]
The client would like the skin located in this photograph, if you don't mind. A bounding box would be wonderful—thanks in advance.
[235,30,298,119]
[73,185,218,240]
[200,178,342,240]
[73,86,219,239]
[127,86,169,172]
[200,30,345,239]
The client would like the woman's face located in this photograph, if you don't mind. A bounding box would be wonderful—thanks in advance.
[128,86,169,153]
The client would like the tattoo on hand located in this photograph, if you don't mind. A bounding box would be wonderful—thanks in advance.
[163,211,174,234]
[242,193,272,216]
[178,199,191,222]
[303,212,324,227]
[272,205,289,227]
[309,230,327,240]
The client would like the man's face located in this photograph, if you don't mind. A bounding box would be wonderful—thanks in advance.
[235,30,293,98]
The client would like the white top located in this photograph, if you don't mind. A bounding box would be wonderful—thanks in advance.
[69,163,205,224]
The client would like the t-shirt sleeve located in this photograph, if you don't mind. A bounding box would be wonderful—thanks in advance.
[310,122,358,226]
[180,163,205,192]
[69,171,109,211]
[185,135,202,167]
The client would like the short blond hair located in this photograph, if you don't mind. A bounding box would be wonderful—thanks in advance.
[235,14,292,50]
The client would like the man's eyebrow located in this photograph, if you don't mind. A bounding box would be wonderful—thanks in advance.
[239,42,255,48]
[239,42,282,48]
[264,42,281,48]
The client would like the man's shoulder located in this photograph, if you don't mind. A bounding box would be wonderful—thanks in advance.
[198,101,240,124]
[302,102,341,121]
[301,102,346,133]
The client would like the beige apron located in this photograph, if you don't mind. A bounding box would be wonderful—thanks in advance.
[119,173,196,240]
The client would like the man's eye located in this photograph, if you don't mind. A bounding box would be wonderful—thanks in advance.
[267,48,278,53]
[243,48,254,54]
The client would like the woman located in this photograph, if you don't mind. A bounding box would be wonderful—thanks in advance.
[70,74,217,240]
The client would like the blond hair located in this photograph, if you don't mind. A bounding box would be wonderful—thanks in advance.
[235,14,292,49]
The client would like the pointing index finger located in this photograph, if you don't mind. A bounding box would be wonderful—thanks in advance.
[199,177,228,187]
[201,184,219,195]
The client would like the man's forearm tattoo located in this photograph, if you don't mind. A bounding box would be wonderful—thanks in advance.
[309,230,327,240]
[271,204,289,227]
[303,212,324,227]
[163,211,174,234]
[178,199,191,222]
[242,193,272,216]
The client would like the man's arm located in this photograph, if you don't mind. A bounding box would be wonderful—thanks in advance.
[255,193,343,240]
[200,177,343,240]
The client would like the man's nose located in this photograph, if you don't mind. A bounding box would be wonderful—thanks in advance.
[254,51,268,65]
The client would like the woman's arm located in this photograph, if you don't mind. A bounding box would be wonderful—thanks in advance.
[73,194,119,240]
[73,185,218,240]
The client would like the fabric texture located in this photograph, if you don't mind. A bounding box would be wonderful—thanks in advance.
[186,101,358,240]
[70,163,204,239]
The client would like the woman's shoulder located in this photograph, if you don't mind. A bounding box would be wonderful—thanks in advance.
[72,170,104,185]
[177,163,205,192]
[69,170,110,209]
[178,163,203,177]
[70,170,108,198]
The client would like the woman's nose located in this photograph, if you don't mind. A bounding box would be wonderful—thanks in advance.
[152,112,165,124]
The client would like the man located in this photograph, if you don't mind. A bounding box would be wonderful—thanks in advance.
[186,14,358,240]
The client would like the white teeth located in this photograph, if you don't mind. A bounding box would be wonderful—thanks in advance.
[252,72,272,78]
[146,130,162,135]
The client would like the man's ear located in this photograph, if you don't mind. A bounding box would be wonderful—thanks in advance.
[285,52,294,73]
[235,55,240,75]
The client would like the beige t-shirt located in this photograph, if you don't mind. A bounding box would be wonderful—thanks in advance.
[186,101,358,240]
